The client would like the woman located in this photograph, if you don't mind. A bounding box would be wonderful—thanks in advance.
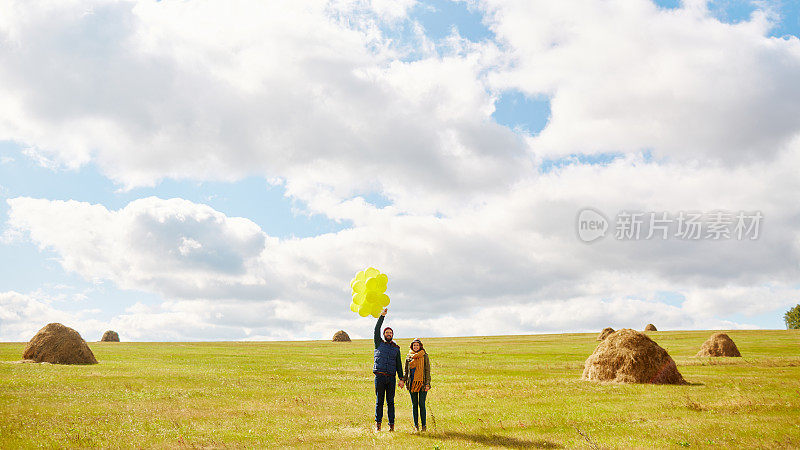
[404,338,431,433]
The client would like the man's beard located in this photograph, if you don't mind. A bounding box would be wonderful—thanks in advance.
[384,335,393,342]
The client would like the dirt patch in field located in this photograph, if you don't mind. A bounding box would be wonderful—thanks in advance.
[22,323,98,364]
[582,328,685,384]
[332,330,351,342]
[597,327,615,341]
[644,324,657,331]
[696,333,741,357]
[100,330,120,342]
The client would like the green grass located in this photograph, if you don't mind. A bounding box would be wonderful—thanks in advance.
[1,330,799,448]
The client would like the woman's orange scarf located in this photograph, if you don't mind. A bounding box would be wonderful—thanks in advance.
[407,349,426,392]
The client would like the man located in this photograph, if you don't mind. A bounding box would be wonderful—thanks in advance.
[373,307,404,431]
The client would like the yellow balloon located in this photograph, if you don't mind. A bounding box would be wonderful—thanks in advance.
[349,268,390,317]
[365,291,380,304]
[374,274,388,293]
[352,293,366,305]
[365,277,380,292]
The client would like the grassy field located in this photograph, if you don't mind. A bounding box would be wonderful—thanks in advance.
[1,329,799,448]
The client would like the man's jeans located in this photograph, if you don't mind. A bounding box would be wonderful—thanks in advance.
[374,374,396,424]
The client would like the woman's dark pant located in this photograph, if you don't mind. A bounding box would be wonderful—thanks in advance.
[374,374,395,424]
[410,390,427,428]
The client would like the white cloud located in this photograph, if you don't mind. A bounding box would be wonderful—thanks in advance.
[5,166,799,339]
[0,286,768,343]
[2,1,800,197]
[0,291,310,342]
[0,291,105,341]
[0,0,526,217]
[6,197,277,300]
[482,0,800,164]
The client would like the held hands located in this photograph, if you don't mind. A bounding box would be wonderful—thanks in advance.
[424,385,430,391]
[381,307,388,316]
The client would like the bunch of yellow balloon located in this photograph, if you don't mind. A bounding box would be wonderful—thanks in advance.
[349,267,390,318]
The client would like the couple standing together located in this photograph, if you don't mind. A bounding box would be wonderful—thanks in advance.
[373,307,431,433]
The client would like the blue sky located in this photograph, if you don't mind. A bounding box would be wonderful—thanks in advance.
[2,0,799,341]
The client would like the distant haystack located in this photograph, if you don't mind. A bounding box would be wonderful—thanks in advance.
[22,323,98,364]
[100,330,120,342]
[582,328,685,384]
[644,324,657,332]
[332,330,351,342]
[597,327,615,341]
[696,333,741,357]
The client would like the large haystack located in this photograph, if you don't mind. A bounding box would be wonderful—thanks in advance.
[100,330,120,342]
[22,323,98,364]
[332,330,351,342]
[696,333,741,357]
[597,327,615,341]
[644,324,657,332]
[582,328,685,384]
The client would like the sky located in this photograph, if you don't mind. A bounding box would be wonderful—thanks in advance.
[1,0,799,342]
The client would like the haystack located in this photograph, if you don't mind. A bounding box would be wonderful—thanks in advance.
[22,323,98,364]
[582,328,685,384]
[644,324,657,331]
[332,330,351,342]
[696,333,741,357]
[597,327,615,341]
[100,330,120,342]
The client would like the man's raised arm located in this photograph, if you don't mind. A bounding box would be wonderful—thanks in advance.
[374,308,387,348]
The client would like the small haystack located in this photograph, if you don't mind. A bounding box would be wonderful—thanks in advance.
[100,330,120,342]
[582,328,685,384]
[597,327,615,341]
[696,333,741,357]
[644,324,657,332]
[22,323,97,364]
[332,330,351,342]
